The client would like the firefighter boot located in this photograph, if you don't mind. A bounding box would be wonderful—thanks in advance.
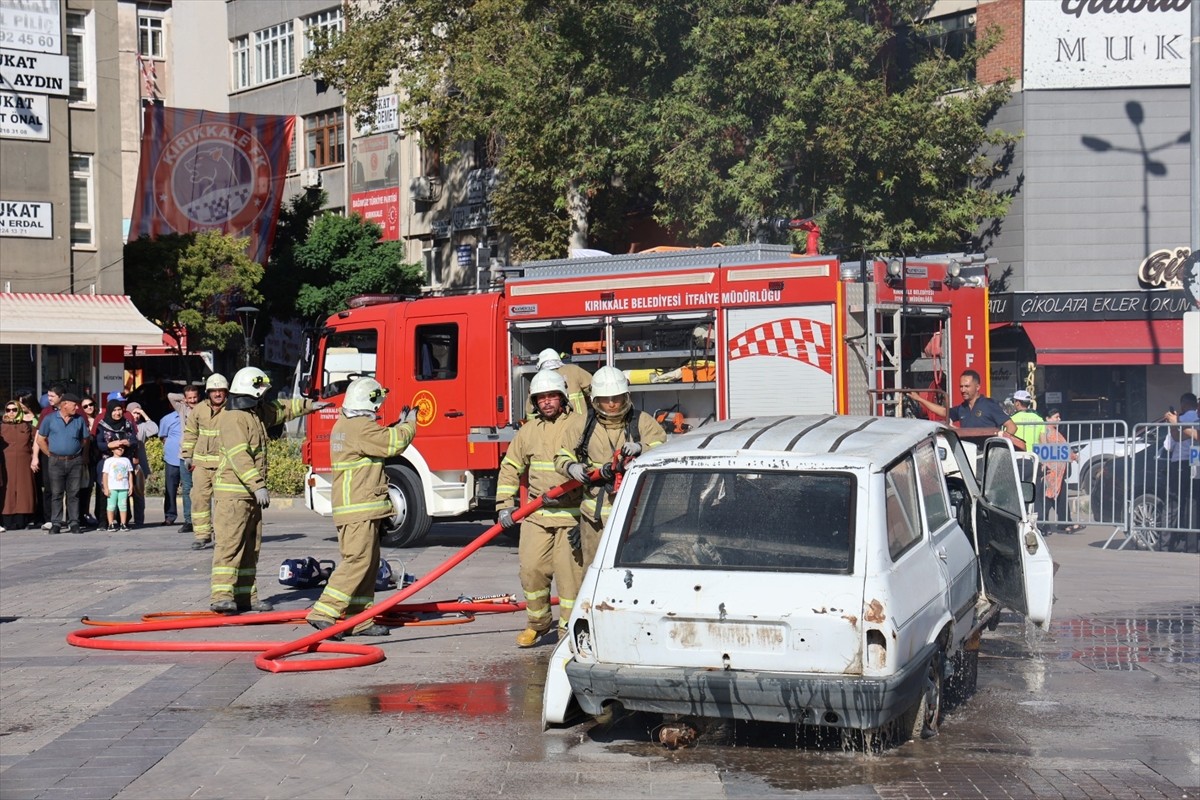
[516,627,551,647]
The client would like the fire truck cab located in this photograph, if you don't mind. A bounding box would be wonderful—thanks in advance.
[302,244,991,546]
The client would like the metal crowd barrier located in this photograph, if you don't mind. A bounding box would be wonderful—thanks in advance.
[1027,419,1198,552]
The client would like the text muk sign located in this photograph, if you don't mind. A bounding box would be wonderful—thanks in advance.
[0,48,69,96]
[0,89,47,139]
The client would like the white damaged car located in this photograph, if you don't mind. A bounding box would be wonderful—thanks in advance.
[543,415,1053,743]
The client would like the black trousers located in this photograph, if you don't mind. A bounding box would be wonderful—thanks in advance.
[46,456,83,528]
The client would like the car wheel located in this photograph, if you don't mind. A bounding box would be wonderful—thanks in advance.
[1088,458,1125,524]
[1129,492,1177,551]
[383,465,432,548]
[903,646,944,740]
[1078,456,1109,496]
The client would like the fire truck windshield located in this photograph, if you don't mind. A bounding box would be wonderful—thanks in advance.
[320,328,379,399]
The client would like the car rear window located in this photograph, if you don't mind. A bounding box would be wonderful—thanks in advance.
[614,469,855,573]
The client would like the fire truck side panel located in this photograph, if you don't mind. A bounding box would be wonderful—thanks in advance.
[724,304,837,417]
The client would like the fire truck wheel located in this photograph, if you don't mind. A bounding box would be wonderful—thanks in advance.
[383,465,432,548]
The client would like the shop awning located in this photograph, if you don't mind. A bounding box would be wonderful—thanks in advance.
[0,293,163,347]
[1022,319,1183,366]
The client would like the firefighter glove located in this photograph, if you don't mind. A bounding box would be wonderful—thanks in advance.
[399,405,418,426]
[566,462,589,485]
[497,508,517,530]
[599,462,616,482]
[254,488,271,508]
[621,441,642,458]
[567,525,582,551]
[540,492,561,507]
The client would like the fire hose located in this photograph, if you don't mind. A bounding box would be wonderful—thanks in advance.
[65,477,590,673]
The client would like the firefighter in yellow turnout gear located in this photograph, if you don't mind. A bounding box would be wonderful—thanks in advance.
[209,367,322,614]
[556,366,666,569]
[181,373,228,550]
[499,369,584,646]
[306,378,416,639]
[525,348,592,419]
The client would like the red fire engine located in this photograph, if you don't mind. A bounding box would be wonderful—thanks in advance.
[302,243,992,546]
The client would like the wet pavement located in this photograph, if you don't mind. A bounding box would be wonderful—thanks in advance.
[1,508,1197,799]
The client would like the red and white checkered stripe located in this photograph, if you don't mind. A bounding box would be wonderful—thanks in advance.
[727,318,832,373]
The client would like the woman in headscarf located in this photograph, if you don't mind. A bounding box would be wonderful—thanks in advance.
[94,401,137,526]
[1,399,38,531]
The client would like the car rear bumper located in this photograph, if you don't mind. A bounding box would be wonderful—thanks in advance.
[564,642,936,729]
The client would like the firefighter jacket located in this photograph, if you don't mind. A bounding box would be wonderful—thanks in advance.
[525,363,593,419]
[260,396,320,429]
[331,413,416,525]
[555,410,666,525]
[181,400,222,468]
[496,409,580,526]
[213,408,267,498]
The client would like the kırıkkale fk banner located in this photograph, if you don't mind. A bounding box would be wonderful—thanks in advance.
[129,105,295,263]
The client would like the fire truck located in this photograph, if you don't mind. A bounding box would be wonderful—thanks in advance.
[301,243,992,546]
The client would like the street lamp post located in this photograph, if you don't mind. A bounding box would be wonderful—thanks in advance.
[235,305,259,368]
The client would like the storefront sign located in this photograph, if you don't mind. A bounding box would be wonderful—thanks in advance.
[990,289,1192,322]
[357,93,399,135]
[0,0,62,54]
[1137,246,1192,290]
[349,187,400,240]
[1024,0,1190,90]
[0,199,52,237]
[0,48,70,96]
[0,89,47,139]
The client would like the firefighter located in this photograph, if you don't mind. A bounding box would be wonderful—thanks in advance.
[209,367,323,614]
[527,348,592,418]
[181,373,228,550]
[306,377,417,639]
[555,366,666,569]
[497,370,583,646]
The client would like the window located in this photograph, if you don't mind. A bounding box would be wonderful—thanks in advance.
[66,11,93,104]
[231,35,250,90]
[138,14,164,58]
[70,154,94,247]
[254,22,294,83]
[914,442,952,531]
[303,7,343,56]
[614,469,854,572]
[415,323,458,381]
[885,457,922,560]
[305,109,344,168]
[320,329,378,399]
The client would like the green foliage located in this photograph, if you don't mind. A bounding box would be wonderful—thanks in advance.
[125,233,196,352]
[144,436,165,496]
[294,213,424,319]
[263,190,329,322]
[306,0,1015,258]
[266,437,307,496]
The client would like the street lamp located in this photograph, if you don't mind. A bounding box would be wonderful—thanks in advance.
[235,305,259,368]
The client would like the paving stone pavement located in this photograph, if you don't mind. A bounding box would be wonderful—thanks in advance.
[1,508,1197,799]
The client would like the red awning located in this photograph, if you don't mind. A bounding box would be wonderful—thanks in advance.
[1022,320,1183,366]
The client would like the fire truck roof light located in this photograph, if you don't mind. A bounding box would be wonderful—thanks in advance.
[947,260,962,278]
[887,258,904,278]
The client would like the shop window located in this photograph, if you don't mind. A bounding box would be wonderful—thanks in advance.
[415,324,458,381]
[305,109,344,168]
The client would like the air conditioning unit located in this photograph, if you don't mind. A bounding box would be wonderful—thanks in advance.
[410,176,437,202]
[299,168,321,189]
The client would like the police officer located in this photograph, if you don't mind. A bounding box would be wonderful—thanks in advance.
[209,367,323,614]
[497,370,583,646]
[306,378,417,638]
[555,366,666,569]
[181,373,228,550]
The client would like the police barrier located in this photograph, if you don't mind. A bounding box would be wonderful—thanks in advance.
[1023,419,1131,536]
[1112,423,1198,553]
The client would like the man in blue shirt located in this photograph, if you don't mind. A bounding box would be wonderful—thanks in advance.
[906,370,1017,440]
[159,408,186,526]
[36,393,92,534]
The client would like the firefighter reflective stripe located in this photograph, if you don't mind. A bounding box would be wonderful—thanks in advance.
[260,397,317,428]
[523,587,552,624]
[556,410,666,524]
[184,401,223,462]
[557,596,575,628]
[214,410,268,497]
[211,566,237,595]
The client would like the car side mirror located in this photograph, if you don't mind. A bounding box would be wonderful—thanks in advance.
[1021,481,1035,506]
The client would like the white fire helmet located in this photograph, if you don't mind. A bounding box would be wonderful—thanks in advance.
[344,377,388,412]
[229,367,271,398]
[537,348,563,369]
[590,366,631,418]
[529,369,568,403]
[205,373,229,392]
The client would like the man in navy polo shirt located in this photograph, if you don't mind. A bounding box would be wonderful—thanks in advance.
[906,370,1017,438]
[36,392,92,534]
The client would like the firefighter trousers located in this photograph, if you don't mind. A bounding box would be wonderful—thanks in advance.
[210,495,263,608]
[518,517,583,633]
[307,518,383,634]
[579,515,605,574]
[190,466,216,541]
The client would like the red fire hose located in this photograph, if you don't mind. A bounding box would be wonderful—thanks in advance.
[66,478,584,673]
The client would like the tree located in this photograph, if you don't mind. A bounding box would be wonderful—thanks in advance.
[175,231,264,351]
[306,0,1015,259]
[262,189,329,322]
[293,214,424,320]
[125,233,196,355]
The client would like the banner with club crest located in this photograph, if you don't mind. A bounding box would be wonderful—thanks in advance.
[129,105,295,263]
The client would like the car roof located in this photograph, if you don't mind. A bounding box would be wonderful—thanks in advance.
[637,415,952,472]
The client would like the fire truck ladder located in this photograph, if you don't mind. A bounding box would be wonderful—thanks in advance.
[871,308,905,417]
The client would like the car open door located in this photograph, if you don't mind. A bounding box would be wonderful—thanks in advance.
[976,438,1054,629]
